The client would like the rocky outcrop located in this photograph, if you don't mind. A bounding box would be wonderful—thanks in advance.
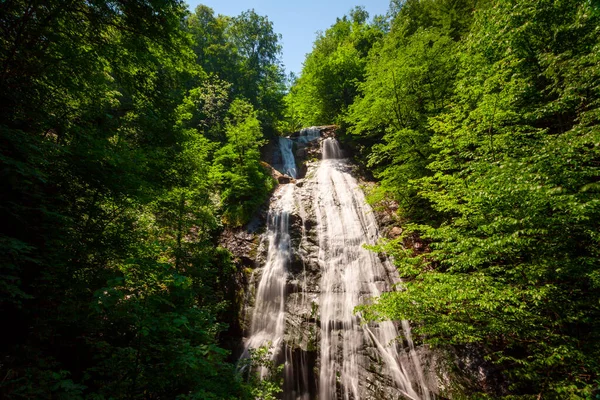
[260,161,295,184]
[219,229,259,268]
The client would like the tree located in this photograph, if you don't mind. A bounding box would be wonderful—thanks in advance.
[345,0,477,219]
[211,99,275,226]
[0,1,275,398]
[286,7,384,126]
[363,0,600,397]
[227,9,286,134]
[187,5,238,85]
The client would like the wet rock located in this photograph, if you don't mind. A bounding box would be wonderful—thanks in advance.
[319,125,338,138]
[295,147,307,159]
[261,140,279,166]
[283,345,318,398]
[288,252,305,275]
[260,160,295,184]
[278,174,293,184]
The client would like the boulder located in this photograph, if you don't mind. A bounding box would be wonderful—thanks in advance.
[389,226,403,238]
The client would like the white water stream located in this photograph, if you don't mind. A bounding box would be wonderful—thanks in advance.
[244,184,295,377]
[279,137,297,179]
[244,129,431,399]
[316,138,429,400]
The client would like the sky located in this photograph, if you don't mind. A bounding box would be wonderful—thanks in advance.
[185,0,392,76]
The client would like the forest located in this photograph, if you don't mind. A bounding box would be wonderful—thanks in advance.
[1,0,599,399]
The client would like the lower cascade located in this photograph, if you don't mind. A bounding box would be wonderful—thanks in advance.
[243,127,435,399]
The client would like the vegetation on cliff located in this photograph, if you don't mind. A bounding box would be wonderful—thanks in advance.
[290,0,600,397]
[0,1,282,398]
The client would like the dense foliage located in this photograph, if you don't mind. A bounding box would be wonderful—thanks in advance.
[291,0,600,397]
[282,6,384,128]
[4,0,599,397]
[0,1,283,398]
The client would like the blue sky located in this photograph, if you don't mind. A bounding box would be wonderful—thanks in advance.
[185,0,392,76]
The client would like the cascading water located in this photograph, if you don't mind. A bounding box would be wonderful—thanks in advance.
[244,184,295,376]
[243,128,433,399]
[278,127,321,179]
[315,137,430,400]
[295,126,321,144]
[279,137,297,179]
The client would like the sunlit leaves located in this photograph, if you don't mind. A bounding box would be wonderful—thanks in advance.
[211,99,274,226]
[358,0,600,396]
[0,1,268,399]
[286,7,384,126]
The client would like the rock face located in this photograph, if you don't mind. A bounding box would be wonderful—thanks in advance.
[242,127,440,399]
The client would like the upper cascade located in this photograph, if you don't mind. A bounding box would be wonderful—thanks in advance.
[275,127,322,179]
[321,137,343,160]
[295,126,321,143]
[279,137,297,178]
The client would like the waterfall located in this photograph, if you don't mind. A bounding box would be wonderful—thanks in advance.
[315,138,429,400]
[244,184,295,376]
[296,126,321,143]
[278,127,321,179]
[244,129,433,399]
[279,137,297,179]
